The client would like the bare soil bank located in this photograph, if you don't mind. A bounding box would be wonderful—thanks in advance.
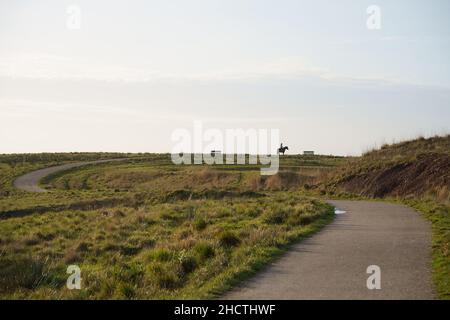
[336,153,450,199]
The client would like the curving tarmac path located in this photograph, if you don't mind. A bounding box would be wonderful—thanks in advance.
[13,159,127,192]
[223,200,434,300]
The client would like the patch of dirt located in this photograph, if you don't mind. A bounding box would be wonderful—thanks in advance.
[336,153,450,199]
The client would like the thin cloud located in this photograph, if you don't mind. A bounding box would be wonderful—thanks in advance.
[0,52,434,88]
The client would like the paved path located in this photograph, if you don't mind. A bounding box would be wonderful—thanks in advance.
[13,159,127,192]
[223,200,434,300]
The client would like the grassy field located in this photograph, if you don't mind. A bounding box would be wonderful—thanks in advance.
[1,141,448,299]
[0,153,339,299]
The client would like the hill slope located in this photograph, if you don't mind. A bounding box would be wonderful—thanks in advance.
[329,135,450,203]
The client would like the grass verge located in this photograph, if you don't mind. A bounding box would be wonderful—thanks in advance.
[209,208,335,298]
[402,199,449,299]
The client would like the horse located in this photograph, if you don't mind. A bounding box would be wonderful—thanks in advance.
[278,146,289,155]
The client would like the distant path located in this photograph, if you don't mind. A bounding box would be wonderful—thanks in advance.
[223,200,434,300]
[13,159,127,192]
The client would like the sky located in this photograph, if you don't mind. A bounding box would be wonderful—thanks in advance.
[1,0,450,155]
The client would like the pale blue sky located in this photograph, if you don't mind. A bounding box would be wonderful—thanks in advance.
[1,0,449,155]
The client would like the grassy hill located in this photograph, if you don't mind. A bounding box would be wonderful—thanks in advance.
[1,145,447,298]
[328,135,450,203]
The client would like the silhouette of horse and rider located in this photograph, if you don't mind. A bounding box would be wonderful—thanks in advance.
[278,143,289,155]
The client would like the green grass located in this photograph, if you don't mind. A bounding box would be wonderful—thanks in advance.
[0,192,333,299]
[0,153,338,299]
[5,146,446,299]
[403,200,449,299]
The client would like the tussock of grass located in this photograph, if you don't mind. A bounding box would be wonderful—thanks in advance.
[194,242,215,262]
[217,231,241,248]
